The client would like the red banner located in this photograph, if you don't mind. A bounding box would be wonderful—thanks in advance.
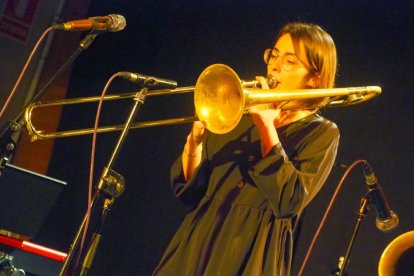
[0,0,40,42]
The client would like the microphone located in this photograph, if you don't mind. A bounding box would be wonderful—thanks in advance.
[119,72,177,89]
[52,14,126,32]
[362,161,399,232]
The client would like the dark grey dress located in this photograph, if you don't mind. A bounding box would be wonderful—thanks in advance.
[154,113,340,276]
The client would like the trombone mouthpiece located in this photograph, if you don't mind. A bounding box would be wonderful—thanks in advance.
[241,75,278,88]
[266,75,278,88]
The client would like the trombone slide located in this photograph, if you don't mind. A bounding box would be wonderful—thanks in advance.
[24,64,382,140]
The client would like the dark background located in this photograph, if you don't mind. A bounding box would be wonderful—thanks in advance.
[29,0,414,275]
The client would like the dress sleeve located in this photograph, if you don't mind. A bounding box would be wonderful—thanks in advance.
[248,122,340,218]
[170,149,210,206]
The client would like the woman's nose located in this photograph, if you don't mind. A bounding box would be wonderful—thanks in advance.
[269,60,281,72]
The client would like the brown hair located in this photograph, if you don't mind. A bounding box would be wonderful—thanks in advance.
[276,22,337,88]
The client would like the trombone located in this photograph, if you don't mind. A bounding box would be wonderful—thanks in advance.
[25,64,381,140]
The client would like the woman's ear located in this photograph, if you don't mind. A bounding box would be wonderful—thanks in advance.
[308,73,321,88]
[263,49,271,64]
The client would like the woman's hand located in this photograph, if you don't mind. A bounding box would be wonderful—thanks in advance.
[248,76,282,157]
[189,120,206,146]
[182,120,205,180]
[249,76,281,129]
[249,104,281,130]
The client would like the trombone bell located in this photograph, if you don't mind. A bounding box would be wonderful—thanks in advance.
[195,64,244,134]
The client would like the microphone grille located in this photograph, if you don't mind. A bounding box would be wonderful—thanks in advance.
[376,211,399,232]
[108,14,126,32]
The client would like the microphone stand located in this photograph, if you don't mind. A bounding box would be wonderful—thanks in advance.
[0,32,98,175]
[60,86,150,276]
[337,195,370,276]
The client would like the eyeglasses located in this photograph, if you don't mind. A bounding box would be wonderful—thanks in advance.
[264,48,307,72]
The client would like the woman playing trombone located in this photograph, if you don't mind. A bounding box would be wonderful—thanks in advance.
[154,21,340,275]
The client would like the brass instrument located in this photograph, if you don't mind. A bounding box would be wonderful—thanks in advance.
[25,64,381,140]
[378,231,414,276]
